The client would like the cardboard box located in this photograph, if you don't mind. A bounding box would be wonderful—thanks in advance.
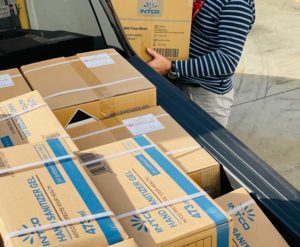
[215,188,289,247]
[0,91,77,151]
[110,239,138,247]
[0,68,31,101]
[112,0,193,62]
[67,106,220,197]
[0,138,128,247]
[79,136,232,247]
[21,49,156,127]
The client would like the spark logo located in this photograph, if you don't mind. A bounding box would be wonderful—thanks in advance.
[240,205,255,222]
[130,215,149,232]
[138,0,162,16]
[228,202,256,231]
[18,218,50,246]
[19,225,35,245]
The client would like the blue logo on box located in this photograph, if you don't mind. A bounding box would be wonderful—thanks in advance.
[130,215,148,232]
[0,136,13,147]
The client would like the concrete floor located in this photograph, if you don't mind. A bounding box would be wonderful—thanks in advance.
[228,0,300,189]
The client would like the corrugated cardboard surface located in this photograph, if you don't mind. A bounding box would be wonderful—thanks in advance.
[0,139,128,247]
[68,106,220,197]
[0,68,31,102]
[216,188,289,247]
[0,91,77,152]
[20,49,156,126]
[110,238,138,247]
[112,0,193,62]
[79,136,232,247]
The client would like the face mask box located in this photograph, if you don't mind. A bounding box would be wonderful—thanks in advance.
[0,138,129,247]
[215,188,289,247]
[111,0,193,62]
[0,68,31,102]
[0,91,77,151]
[68,106,220,198]
[79,135,232,247]
[21,49,156,127]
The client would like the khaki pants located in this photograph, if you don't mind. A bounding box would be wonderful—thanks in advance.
[178,85,235,127]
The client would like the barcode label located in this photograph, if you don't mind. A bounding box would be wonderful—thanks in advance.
[79,153,112,176]
[153,48,179,58]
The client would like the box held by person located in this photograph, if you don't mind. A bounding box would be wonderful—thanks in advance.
[112,0,193,62]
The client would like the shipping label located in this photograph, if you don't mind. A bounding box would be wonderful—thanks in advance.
[81,54,115,68]
[0,74,14,89]
[122,114,165,136]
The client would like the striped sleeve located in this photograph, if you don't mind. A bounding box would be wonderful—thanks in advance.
[176,0,254,79]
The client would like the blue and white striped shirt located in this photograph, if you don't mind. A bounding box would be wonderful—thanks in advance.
[175,0,255,94]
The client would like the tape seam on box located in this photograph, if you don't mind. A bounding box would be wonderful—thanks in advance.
[44,76,145,100]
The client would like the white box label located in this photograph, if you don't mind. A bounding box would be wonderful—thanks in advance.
[81,54,115,68]
[0,74,14,88]
[122,114,165,136]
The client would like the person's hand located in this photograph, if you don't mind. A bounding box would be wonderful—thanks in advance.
[147,48,171,76]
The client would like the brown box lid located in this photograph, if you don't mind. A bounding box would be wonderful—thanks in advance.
[21,49,155,111]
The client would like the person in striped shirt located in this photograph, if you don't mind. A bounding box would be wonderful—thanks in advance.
[147,0,256,127]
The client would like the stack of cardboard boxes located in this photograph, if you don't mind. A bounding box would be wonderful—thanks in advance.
[0,5,289,245]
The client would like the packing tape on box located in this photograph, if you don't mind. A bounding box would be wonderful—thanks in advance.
[23,53,119,74]
[0,103,48,122]
[0,144,154,175]
[44,76,145,100]
[0,142,200,175]
[72,113,170,141]
[3,211,114,246]
[117,191,207,219]
[0,154,76,175]
[226,199,256,216]
[79,144,201,168]
[3,192,206,246]
[7,74,23,79]
[80,144,156,166]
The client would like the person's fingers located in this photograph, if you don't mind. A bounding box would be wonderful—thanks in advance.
[146,48,159,58]
[148,61,157,69]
